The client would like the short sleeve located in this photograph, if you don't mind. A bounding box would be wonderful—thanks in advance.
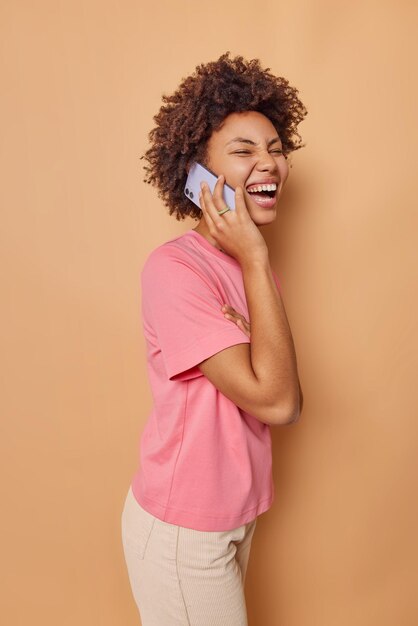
[141,251,251,381]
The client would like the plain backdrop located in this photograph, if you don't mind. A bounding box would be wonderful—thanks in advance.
[1,1,417,625]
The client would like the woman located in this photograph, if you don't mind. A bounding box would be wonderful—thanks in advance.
[121,52,307,625]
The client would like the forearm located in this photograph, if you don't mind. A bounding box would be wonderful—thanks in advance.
[241,257,301,423]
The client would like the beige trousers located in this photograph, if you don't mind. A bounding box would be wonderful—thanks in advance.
[121,486,257,626]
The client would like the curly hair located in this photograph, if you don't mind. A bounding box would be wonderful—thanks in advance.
[141,52,308,221]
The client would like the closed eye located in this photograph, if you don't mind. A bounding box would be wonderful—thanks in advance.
[272,149,289,159]
[232,150,284,155]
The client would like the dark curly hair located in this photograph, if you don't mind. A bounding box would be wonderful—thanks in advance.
[141,52,307,221]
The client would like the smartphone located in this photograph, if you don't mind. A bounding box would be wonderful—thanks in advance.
[184,162,236,210]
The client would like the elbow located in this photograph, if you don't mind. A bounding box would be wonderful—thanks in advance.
[257,402,296,426]
[268,405,300,426]
[265,390,303,426]
[245,381,304,426]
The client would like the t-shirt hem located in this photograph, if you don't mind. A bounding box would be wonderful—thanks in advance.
[131,484,274,531]
[165,325,251,381]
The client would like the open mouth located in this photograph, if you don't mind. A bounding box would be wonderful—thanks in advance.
[245,183,278,208]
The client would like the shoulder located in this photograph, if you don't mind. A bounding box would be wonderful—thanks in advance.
[143,236,192,270]
[141,234,205,287]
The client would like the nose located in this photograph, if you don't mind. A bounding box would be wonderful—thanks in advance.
[255,149,279,173]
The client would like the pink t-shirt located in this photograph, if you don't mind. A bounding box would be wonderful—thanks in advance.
[131,229,281,531]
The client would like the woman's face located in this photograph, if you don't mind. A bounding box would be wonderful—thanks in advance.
[204,110,289,226]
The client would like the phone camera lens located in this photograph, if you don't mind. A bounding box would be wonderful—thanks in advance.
[185,188,189,195]
[190,191,194,199]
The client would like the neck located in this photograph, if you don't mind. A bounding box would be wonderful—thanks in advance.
[192,222,225,252]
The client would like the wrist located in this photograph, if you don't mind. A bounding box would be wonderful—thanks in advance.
[239,253,270,272]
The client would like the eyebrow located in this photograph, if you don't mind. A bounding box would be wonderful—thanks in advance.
[226,136,282,147]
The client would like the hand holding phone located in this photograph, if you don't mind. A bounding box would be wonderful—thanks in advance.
[198,172,269,265]
[184,162,236,210]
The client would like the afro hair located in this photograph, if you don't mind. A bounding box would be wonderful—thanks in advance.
[141,52,307,220]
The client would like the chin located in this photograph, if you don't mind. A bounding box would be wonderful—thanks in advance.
[246,193,279,225]
[250,208,277,226]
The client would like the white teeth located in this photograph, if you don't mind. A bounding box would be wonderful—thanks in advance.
[247,183,277,193]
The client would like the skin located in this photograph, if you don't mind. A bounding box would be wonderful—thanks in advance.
[192,110,289,250]
[222,304,251,336]
[192,109,289,334]
[221,298,304,420]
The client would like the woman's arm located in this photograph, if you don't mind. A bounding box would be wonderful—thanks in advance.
[198,261,301,426]
[221,303,303,418]
[197,179,302,426]
[242,257,301,421]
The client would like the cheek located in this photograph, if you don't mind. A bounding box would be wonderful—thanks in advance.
[279,160,290,182]
[223,163,252,188]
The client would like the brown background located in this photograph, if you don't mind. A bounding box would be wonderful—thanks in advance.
[1,1,417,624]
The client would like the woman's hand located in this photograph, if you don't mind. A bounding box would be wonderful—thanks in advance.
[199,175,268,266]
[221,304,251,338]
